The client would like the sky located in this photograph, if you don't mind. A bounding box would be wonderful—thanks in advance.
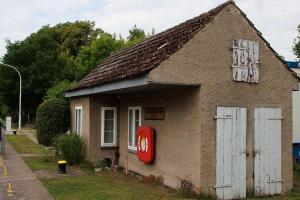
[0,0,299,61]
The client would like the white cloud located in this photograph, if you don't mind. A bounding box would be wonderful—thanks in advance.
[0,0,299,60]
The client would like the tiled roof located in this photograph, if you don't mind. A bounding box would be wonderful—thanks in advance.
[71,0,234,90]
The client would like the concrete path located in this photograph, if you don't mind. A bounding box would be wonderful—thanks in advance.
[0,142,53,200]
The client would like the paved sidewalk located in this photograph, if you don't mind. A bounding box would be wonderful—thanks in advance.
[0,142,53,200]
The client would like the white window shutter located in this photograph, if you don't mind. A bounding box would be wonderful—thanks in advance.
[232,39,259,83]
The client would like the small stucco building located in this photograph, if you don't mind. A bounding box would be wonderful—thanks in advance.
[286,62,300,143]
[66,1,299,199]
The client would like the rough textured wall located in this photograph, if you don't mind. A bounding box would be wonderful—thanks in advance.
[70,96,90,155]
[70,95,118,161]
[118,88,201,189]
[88,94,119,161]
[149,4,298,193]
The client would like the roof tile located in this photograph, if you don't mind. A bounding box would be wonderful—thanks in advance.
[72,0,234,90]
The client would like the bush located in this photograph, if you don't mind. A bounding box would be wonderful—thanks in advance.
[95,157,112,169]
[44,80,76,100]
[179,179,193,198]
[36,98,69,146]
[197,192,217,200]
[80,160,95,171]
[56,134,85,165]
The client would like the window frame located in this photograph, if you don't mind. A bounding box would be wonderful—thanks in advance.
[101,107,117,147]
[75,106,83,136]
[128,106,142,151]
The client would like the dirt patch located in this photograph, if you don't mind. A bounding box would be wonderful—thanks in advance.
[35,167,86,179]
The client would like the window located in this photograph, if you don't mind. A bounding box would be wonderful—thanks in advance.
[101,107,117,147]
[128,107,141,151]
[75,106,82,136]
[232,39,259,83]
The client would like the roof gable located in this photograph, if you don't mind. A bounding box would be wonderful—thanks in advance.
[71,0,299,92]
[72,0,234,90]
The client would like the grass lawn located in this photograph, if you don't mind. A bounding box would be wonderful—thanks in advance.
[23,156,58,172]
[6,135,300,200]
[6,135,50,155]
[41,173,185,200]
[6,135,187,200]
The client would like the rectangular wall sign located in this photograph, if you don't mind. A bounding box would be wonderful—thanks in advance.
[144,107,165,120]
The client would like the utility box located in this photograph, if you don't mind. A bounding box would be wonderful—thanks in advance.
[6,117,11,132]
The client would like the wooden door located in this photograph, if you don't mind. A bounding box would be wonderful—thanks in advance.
[254,108,282,195]
[216,107,247,199]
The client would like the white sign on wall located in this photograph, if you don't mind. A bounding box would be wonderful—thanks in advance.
[232,39,259,83]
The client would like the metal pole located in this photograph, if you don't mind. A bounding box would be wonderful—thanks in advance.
[0,62,22,131]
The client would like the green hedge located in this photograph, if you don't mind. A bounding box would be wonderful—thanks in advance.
[36,98,69,146]
[55,134,85,165]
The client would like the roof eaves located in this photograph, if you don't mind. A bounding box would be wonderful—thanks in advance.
[232,3,300,81]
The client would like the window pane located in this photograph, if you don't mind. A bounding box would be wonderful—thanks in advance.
[135,110,140,129]
[75,110,79,133]
[128,110,133,146]
[104,131,113,143]
[104,119,114,132]
[105,110,114,120]
[134,110,140,147]
[103,109,115,144]
[79,109,82,134]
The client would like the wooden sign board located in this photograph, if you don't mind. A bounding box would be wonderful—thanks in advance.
[144,107,165,120]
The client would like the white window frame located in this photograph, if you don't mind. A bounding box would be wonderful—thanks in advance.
[101,107,117,147]
[75,106,83,136]
[128,106,142,151]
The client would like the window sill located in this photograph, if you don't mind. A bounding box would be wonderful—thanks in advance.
[100,146,119,150]
[128,148,137,154]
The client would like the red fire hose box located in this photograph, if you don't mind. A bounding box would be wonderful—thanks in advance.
[137,126,155,164]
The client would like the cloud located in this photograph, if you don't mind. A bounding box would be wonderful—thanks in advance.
[0,0,299,60]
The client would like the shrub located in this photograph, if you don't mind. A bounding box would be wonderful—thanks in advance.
[197,192,217,200]
[179,179,194,198]
[80,160,94,171]
[95,157,112,169]
[36,98,69,146]
[44,80,76,100]
[56,134,85,165]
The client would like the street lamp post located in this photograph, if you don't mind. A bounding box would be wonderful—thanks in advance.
[0,61,22,131]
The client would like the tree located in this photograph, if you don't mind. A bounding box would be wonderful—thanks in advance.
[0,21,151,124]
[126,25,147,47]
[36,98,69,146]
[0,21,100,122]
[294,24,300,60]
[55,21,102,57]
[75,32,126,78]
[44,80,76,100]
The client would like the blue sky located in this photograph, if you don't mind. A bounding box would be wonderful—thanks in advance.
[0,0,299,60]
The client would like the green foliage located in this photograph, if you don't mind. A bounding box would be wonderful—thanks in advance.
[196,192,217,200]
[126,25,147,47]
[56,134,85,165]
[0,21,99,121]
[44,80,76,100]
[79,160,95,171]
[36,98,69,146]
[95,158,112,169]
[55,21,102,57]
[75,32,126,78]
[1,22,152,123]
[294,24,300,60]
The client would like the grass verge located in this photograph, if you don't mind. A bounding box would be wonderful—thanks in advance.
[6,135,50,155]
[7,135,187,200]
[7,135,300,200]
